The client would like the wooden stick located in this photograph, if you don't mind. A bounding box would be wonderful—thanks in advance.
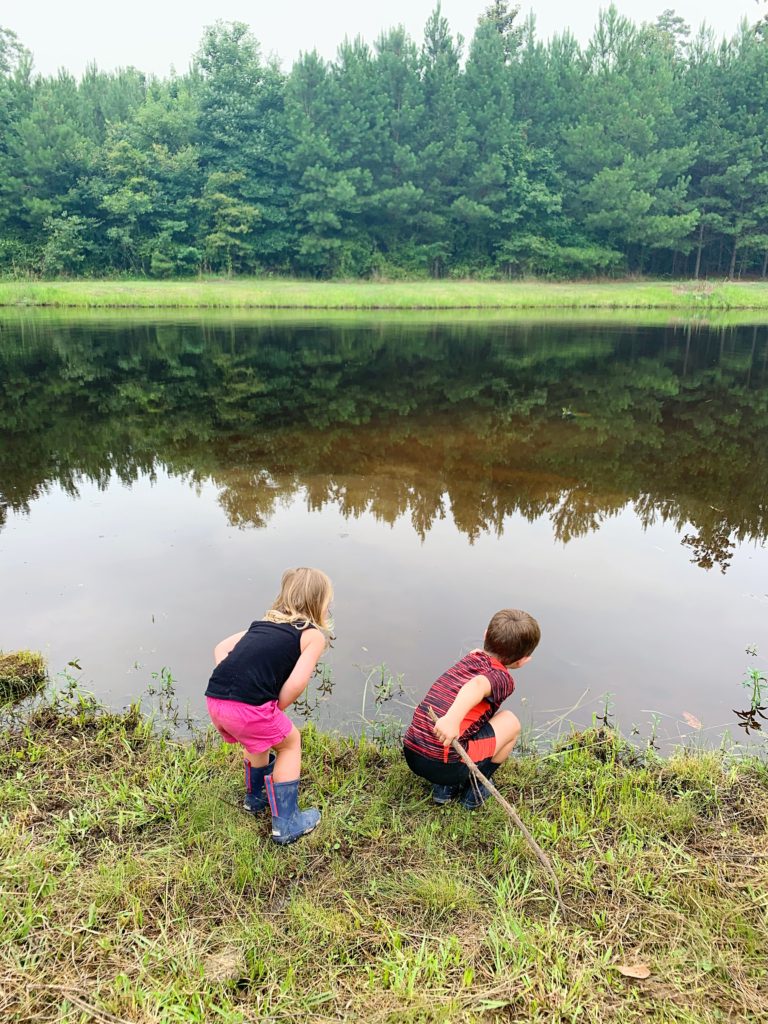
[426,706,566,918]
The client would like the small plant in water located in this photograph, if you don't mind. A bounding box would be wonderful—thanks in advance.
[293,661,334,720]
[360,662,406,745]
[733,646,767,735]
[646,712,662,751]
[594,692,615,729]
[146,666,185,732]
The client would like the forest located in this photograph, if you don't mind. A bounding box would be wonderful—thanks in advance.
[0,3,767,280]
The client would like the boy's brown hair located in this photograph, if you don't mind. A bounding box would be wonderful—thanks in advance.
[484,609,540,665]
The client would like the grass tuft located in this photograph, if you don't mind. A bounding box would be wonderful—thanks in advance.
[0,650,47,704]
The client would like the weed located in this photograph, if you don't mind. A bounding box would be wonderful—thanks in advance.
[360,662,406,744]
[733,646,768,735]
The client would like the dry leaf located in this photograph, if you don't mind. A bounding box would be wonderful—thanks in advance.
[682,712,703,730]
[616,964,651,979]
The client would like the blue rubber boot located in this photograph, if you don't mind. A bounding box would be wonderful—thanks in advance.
[432,783,461,805]
[460,759,501,810]
[243,754,275,814]
[264,776,321,845]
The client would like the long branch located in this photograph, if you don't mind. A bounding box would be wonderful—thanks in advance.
[426,705,566,918]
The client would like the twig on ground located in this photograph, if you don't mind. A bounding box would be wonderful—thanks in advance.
[426,705,567,919]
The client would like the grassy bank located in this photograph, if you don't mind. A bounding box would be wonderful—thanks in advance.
[1,278,768,311]
[4,305,768,330]
[1,693,766,1023]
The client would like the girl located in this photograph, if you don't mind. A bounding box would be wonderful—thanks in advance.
[205,567,333,845]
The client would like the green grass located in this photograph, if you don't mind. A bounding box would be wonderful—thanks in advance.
[3,304,768,331]
[1,694,766,1023]
[1,278,768,312]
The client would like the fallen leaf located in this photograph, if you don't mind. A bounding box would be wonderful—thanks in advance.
[682,712,702,730]
[616,964,651,979]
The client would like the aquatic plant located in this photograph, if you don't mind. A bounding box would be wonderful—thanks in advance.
[733,646,768,734]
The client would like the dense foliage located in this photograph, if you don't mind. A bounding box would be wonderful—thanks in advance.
[0,4,767,279]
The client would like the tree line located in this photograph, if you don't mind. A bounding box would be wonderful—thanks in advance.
[1,3,767,280]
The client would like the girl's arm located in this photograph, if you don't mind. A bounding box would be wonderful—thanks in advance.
[432,675,493,746]
[277,629,326,710]
[213,631,246,666]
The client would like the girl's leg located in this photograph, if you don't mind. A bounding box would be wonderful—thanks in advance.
[243,749,270,768]
[488,709,521,765]
[271,724,302,782]
[242,748,274,814]
[263,725,320,844]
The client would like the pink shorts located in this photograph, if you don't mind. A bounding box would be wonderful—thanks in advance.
[206,697,293,754]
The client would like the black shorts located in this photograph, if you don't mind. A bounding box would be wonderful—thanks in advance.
[403,721,496,787]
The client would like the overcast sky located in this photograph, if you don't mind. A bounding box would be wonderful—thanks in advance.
[4,0,761,78]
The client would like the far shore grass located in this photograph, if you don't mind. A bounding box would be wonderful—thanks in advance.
[2,685,767,1023]
[2,277,768,313]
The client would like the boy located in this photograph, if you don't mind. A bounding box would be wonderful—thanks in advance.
[403,609,540,809]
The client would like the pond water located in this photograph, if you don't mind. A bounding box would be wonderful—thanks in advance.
[1,311,767,747]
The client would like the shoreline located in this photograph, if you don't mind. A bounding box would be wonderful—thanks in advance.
[2,278,768,312]
[3,304,768,329]
[2,691,766,1023]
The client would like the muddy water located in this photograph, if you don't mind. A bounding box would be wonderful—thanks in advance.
[1,312,766,745]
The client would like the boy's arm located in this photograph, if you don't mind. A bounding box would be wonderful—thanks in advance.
[213,631,246,666]
[432,675,493,746]
[277,630,326,710]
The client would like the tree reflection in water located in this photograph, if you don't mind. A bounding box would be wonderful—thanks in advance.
[1,315,766,574]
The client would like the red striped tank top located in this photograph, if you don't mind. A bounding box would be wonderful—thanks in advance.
[403,650,515,763]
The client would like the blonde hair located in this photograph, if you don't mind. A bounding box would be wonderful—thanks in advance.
[264,567,333,637]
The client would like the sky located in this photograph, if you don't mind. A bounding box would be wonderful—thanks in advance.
[4,0,762,78]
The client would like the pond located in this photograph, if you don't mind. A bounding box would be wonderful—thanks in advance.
[1,311,767,747]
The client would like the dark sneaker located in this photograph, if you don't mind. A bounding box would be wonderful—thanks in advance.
[460,779,491,810]
[460,760,501,810]
[432,783,461,805]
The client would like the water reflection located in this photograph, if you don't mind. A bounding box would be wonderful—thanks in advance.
[1,316,767,574]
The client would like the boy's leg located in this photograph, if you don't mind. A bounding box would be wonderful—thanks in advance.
[461,711,520,810]
[488,710,521,764]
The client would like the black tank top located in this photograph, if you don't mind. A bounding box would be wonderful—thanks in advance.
[205,620,305,706]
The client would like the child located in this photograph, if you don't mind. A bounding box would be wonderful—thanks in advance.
[205,567,333,845]
[403,609,540,809]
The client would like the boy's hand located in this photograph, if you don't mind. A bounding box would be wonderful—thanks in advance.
[433,714,461,746]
